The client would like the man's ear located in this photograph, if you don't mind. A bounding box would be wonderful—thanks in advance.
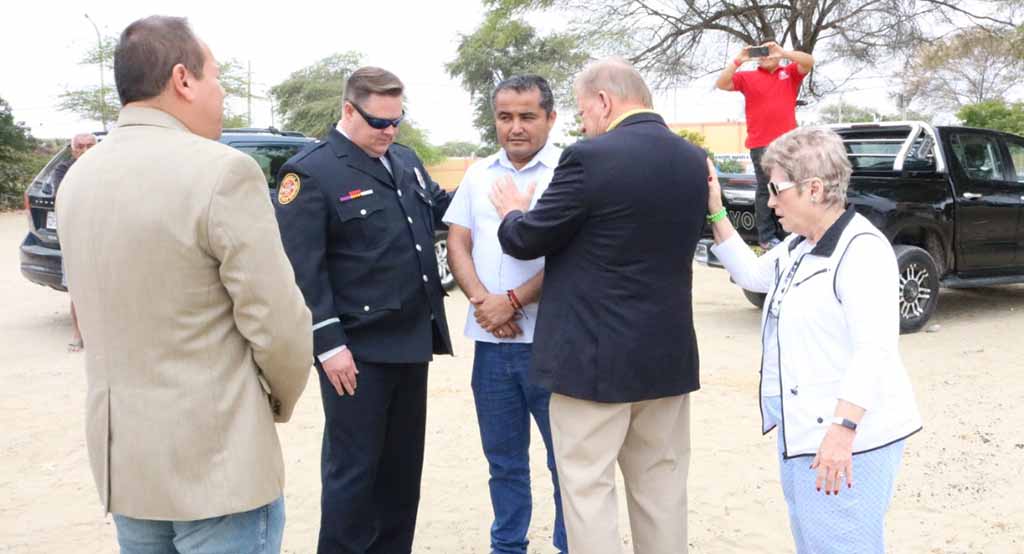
[598,91,612,118]
[170,64,195,101]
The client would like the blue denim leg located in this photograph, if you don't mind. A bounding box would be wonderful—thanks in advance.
[518,357,568,554]
[113,496,285,554]
[472,342,534,554]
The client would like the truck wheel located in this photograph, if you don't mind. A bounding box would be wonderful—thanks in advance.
[434,235,456,291]
[742,289,767,309]
[894,245,939,334]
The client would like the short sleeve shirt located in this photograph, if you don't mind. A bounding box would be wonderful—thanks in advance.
[733,63,806,149]
[442,142,562,343]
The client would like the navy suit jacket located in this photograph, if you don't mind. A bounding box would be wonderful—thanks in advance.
[498,112,708,403]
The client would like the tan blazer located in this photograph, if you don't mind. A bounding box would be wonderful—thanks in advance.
[56,106,313,520]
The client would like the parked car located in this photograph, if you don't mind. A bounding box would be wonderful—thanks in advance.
[697,121,1024,333]
[19,128,456,292]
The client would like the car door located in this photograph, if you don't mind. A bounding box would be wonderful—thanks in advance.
[1001,136,1024,266]
[948,131,1020,272]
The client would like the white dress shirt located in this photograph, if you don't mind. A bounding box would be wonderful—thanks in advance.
[442,141,562,343]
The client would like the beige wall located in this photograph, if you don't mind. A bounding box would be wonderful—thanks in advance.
[668,121,748,155]
[426,157,476,191]
[427,121,751,189]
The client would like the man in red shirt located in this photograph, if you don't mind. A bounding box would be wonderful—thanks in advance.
[716,41,814,249]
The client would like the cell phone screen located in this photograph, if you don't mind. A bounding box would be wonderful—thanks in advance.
[748,46,770,58]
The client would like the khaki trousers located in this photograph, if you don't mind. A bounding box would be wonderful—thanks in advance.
[549,393,691,554]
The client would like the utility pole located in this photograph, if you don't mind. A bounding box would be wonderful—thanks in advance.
[84,13,107,130]
[247,61,253,127]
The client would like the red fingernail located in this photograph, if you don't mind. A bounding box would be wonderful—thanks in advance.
[707,176,713,182]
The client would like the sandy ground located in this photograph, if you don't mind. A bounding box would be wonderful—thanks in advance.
[1,208,1023,553]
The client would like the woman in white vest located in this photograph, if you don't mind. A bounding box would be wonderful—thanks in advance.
[705,126,922,553]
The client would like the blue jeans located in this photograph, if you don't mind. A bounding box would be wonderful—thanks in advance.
[113,496,285,554]
[472,342,567,554]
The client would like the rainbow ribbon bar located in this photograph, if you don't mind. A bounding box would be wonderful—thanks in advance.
[339,189,374,203]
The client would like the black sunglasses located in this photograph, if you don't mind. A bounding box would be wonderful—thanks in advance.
[350,101,405,130]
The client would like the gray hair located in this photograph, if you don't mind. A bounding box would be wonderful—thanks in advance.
[574,57,653,107]
[491,75,555,115]
[71,133,97,148]
[761,126,852,208]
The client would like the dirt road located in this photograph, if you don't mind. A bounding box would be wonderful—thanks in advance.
[1,210,1022,553]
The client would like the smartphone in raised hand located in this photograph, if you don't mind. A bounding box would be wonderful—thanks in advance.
[748,46,770,58]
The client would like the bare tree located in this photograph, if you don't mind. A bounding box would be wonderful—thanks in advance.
[901,26,1024,111]
[492,0,1019,97]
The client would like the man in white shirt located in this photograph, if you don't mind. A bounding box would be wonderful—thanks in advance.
[443,75,567,554]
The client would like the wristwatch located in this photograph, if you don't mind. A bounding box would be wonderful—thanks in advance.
[829,416,858,431]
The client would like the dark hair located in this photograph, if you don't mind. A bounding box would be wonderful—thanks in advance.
[343,67,404,106]
[491,75,555,115]
[114,16,206,104]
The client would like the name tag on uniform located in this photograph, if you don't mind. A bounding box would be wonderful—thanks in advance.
[413,168,426,189]
[339,189,374,203]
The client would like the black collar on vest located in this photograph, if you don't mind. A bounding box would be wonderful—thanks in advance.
[788,206,857,257]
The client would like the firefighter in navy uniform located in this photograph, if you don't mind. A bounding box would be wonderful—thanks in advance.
[273,67,452,554]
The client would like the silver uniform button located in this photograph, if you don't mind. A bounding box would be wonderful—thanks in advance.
[360,209,367,216]
[422,274,428,282]
[407,216,414,224]
[363,305,370,312]
[415,244,422,252]
[397,190,403,197]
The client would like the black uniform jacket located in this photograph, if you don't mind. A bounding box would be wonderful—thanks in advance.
[498,112,708,403]
[274,128,453,364]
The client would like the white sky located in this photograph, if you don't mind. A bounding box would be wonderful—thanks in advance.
[3,1,912,147]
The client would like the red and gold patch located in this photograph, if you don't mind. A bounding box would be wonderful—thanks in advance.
[278,173,301,205]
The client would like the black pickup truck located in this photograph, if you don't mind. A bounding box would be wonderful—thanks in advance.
[697,121,1024,333]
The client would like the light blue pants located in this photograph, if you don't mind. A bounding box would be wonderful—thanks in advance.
[763,396,904,554]
[113,496,285,554]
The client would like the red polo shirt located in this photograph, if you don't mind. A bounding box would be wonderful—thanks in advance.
[733,63,806,149]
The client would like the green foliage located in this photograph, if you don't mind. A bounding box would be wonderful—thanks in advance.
[957,100,1024,135]
[58,34,118,127]
[57,86,120,126]
[439,140,480,157]
[270,52,362,138]
[396,122,444,166]
[674,129,707,149]
[270,52,444,163]
[0,97,40,209]
[673,128,741,172]
[58,36,251,128]
[220,59,253,127]
[446,9,589,149]
[717,158,745,173]
[485,0,1018,96]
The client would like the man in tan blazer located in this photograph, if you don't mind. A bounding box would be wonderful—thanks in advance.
[56,16,312,553]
